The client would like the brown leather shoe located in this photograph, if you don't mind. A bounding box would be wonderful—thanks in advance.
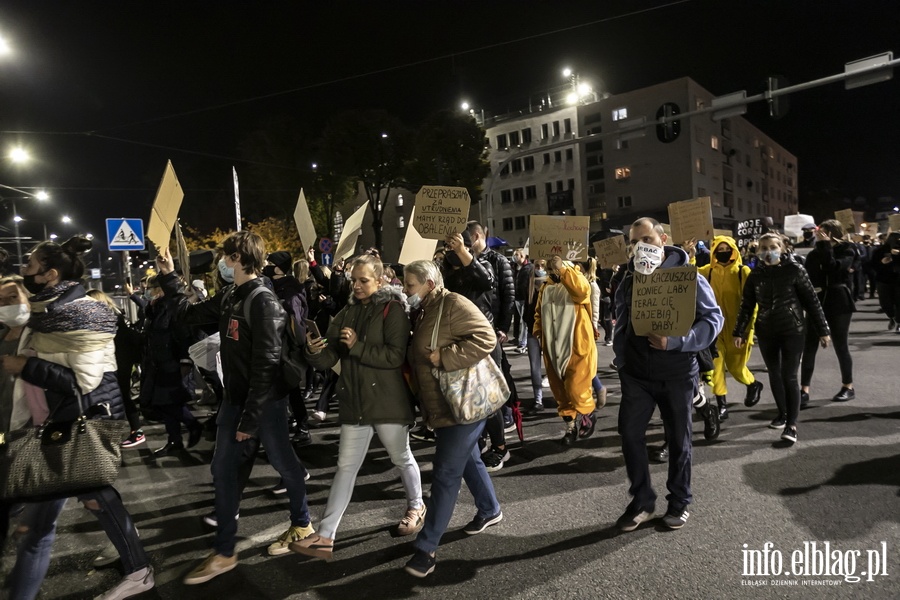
[289,534,334,561]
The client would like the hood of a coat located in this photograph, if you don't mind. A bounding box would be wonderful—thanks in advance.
[709,235,743,268]
[347,284,406,309]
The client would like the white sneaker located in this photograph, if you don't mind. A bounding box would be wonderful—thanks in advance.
[95,566,154,600]
[541,377,549,388]
[310,411,327,422]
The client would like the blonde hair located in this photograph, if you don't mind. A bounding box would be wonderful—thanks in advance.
[293,259,310,282]
[350,254,384,279]
[86,288,122,314]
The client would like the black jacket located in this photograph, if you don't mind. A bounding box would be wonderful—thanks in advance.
[733,258,830,339]
[803,240,858,315]
[160,272,287,437]
[479,248,515,333]
[870,243,900,285]
[514,261,533,302]
[138,295,195,407]
[442,255,495,325]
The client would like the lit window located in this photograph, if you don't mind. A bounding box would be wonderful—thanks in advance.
[612,108,628,121]
[615,167,631,180]
[696,158,705,174]
[711,135,719,150]
[397,216,405,229]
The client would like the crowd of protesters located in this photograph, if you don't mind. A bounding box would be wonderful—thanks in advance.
[0,211,887,596]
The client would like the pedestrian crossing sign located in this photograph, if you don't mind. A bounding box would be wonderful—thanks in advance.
[107,218,145,251]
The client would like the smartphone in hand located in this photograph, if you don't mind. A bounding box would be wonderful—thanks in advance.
[306,320,326,345]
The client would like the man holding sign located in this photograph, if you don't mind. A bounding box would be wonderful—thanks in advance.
[613,218,723,532]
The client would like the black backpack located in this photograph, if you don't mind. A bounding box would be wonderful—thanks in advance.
[240,286,307,389]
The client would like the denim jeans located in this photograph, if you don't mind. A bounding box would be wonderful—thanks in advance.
[618,372,694,509]
[414,420,501,555]
[156,403,199,444]
[526,333,543,404]
[212,397,310,556]
[318,423,422,540]
[10,486,147,600]
[514,300,527,348]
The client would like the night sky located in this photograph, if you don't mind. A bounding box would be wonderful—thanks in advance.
[0,0,897,250]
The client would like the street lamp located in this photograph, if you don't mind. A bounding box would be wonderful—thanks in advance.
[62,215,72,224]
[9,147,29,164]
[0,36,10,56]
[461,101,470,111]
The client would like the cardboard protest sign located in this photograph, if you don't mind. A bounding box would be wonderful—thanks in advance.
[890,214,900,232]
[660,223,672,238]
[860,222,880,236]
[399,206,439,265]
[713,229,732,239]
[173,219,190,278]
[668,196,714,244]
[293,189,319,253]
[783,214,816,238]
[593,236,629,268]
[233,167,242,231]
[412,186,471,240]
[528,215,590,260]
[335,203,369,260]
[146,160,184,250]
[734,218,765,250]
[835,209,856,234]
[631,266,698,336]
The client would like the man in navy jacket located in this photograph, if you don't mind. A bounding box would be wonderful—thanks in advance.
[613,218,723,532]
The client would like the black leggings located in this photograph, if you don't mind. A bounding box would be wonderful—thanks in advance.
[757,334,804,427]
[801,312,853,387]
[876,282,900,321]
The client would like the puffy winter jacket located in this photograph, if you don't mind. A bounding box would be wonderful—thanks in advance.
[159,272,287,437]
[733,258,830,339]
[479,248,515,333]
[443,255,495,325]
[804,240,857,316]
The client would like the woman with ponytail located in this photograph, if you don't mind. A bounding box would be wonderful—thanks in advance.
[2,237,154,600]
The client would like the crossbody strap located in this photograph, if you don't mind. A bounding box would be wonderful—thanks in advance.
[429,297,446,350]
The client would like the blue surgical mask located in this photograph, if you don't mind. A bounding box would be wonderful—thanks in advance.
[407,293,421,310]
[217,258,235,283]
[535,269,547,278]
[762,250,781,265]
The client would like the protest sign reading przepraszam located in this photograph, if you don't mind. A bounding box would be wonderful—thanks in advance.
[631,265,698,337]
[412,186,471,240]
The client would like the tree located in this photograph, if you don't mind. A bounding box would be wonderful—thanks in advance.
[403,109,491,203]
[183,216,303,258]
[320,109,410,253]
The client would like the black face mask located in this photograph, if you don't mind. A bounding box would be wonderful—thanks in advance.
[444,250,464,269]
[802,231,814,239]
[549,273,561,283]
[715,250,733,264]
[22,272,46,295]
[262,265,277,279]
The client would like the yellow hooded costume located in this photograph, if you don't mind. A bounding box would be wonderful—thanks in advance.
[698,235,757,397]
[533,263,597,419]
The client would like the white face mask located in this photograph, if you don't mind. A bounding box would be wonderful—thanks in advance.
[217,258,235,283]
[0,303,30,327]
[633,242,664,275]
[407,293,422,310]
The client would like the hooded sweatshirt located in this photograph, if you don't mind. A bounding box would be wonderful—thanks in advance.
[613,246,723,381]
[698,235,755,341]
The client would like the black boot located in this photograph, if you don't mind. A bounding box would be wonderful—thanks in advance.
[560,416,577,446]
[716,395,728,421]
[696,402,720,440]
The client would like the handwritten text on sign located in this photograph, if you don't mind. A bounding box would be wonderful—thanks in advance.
[631,266,698,336]
[529,215,590,260]
[412,186,471,240]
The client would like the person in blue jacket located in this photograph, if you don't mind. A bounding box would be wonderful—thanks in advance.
[613,218,724,532]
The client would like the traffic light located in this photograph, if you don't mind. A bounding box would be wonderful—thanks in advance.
[656,102,681,143]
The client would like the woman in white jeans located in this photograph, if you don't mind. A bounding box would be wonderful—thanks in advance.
[291,254,423,560]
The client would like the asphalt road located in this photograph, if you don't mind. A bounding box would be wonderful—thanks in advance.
[2,299,899,599]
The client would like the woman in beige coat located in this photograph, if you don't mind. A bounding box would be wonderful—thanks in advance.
[401,259,502,579]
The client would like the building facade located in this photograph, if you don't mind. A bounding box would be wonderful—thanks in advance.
[477,77,799,247]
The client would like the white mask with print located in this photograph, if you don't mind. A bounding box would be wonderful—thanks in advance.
[633,242,664,275]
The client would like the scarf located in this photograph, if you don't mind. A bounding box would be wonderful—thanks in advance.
[29,281,117,353]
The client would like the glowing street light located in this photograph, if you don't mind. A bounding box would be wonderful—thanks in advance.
[562,67,572,78]
[49,234,58,240]
[13,215,22,223]
[0,36,10,56]
[9,147,29,163]
[62,215,72,224]
[35,190,49,201]
[461,101,470,111]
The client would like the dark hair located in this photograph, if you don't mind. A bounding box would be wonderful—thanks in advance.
[0,247,11,277]
[818,219,844,240]
[221,230,266,275]
[30,236,92,282]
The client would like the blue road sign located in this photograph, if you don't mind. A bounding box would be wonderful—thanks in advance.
[107,218,145,251]
[319,237,333,253]
[321,252,333,266]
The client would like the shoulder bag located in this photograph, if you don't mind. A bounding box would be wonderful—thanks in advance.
[430,297,510,425]
[0,389,129,502]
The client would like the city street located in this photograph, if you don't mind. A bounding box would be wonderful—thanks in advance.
[2,299,898,599]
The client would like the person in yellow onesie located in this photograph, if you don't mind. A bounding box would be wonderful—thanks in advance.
[533,255,598,446]
[697,235,764,420]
